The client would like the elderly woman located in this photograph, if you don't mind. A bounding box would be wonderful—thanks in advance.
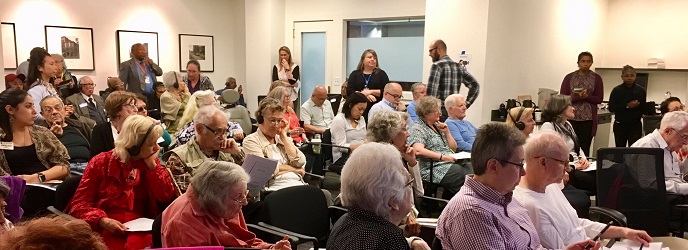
[162,161,291,249]
[160,71,190,136]
[267,86,306,144]
[541,94,596,195]
[67,115,176,250]
[175,90,243,146]
[183,60,213,94]
[90,91,138,158]
[0,216,108,249]
[331,92,367,163]
[328,143,428,250]
[506,106,537,136]
[407,96,473,199]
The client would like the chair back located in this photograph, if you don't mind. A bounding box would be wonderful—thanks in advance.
[55,175,82,211]
[152,213,163,248]
[327,94,341,115]
[263,185,330,243]
[0,176,26,223]
[596,147,668,236]
[322,129,335,167]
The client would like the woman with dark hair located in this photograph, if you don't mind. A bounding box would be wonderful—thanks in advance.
[608,65,646,147]
[26,48,59,118]
[330,93,368,163]
[272,46,300,101]
[660,97,683,115]
[560,51,604,156]
[346,49,390,122]
[183,60,213,94]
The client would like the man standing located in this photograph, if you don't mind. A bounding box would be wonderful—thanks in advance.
[368,82,412,130]
[40,96,92,173]
[301,85,334,134]
[65,76,108,126]
[436,123,598,249]
[427,39,480,120]
[407,83,426,122]
[118,43,163,94]
[216,77,246,107]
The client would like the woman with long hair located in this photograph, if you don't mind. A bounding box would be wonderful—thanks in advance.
[346,49,390,122]
[26,48,59,119]
[272,46,300,102]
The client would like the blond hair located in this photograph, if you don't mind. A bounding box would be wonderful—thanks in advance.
[114,115,163,162]
[177,90,217,131]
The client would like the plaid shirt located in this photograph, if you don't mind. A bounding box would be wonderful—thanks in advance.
[427,56,480,108]
[437,176,547,250]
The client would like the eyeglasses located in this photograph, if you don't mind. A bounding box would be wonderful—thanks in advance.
[672,128,688,141]
[496,159,525,169]
[386,92,402,99]
[43,106,63,113]
[405,177,415,188]
[232,190,250,203]
[125,103,137,110]
[535,156,572,170]
[82,83,96,87]
[137,106,147,112]
[201,123,229,137]
[266,118,283,126]
[428,47,438,53]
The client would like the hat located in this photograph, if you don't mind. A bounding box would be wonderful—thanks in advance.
[5,73,25,83]
[220,89,240,104]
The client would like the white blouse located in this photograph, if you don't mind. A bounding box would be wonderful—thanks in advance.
[330,113,366,162]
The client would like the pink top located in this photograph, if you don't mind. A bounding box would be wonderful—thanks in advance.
[284,111,303,143]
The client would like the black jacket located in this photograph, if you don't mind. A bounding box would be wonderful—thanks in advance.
[90,122,115,158]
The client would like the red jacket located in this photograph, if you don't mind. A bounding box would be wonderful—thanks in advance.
[67,151,176,230]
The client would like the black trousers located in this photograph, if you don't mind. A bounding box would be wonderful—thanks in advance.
[438,161,474,199]
[562,184,591,219]
[569,120,594,156]
[613,121,643,147]
[569,169,597,195]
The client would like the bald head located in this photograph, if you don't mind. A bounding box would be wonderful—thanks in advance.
[311,86,328,106]
[429,39,447,62]
[383,82,403,105]
[523,132,570,187]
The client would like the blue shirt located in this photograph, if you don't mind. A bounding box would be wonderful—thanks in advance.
[369,99,413,131]
[134,59,156,94]
[445,118,477,151]
[407,100,419,122]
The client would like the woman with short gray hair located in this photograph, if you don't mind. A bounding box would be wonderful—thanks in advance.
[160,71,190,135]
[162,161,291,249]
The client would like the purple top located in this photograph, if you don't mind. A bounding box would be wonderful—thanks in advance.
[560,70,604,136]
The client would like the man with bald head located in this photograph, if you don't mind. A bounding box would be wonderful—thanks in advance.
[368,82,413,130]
[65,76,108,126]
[301,85,334,134]
[40,96,93,173]
[428,39,480,121]
[118,43,163,94]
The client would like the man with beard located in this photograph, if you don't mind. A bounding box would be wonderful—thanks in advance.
[427,39,480,121]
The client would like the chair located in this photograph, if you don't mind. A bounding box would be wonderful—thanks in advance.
[327,94,341,115]
[54,175,82,211]
[328,205,348,226]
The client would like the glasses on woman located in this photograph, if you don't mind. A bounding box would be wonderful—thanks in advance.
[232,190,250,203]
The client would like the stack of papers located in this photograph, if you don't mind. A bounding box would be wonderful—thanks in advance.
[123,217,154,232]
[449,152,471,160]
[604,239,664,250]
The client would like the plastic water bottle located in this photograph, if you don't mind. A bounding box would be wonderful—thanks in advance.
[312,134,322,154]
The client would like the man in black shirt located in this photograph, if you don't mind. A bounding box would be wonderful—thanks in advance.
[608,65,646,147]
[147,82,165,120]
[40,96,92,173]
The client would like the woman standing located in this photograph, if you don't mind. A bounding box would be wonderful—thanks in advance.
[608,65,646,147]
[272,46,300,102]
[183,60,213,95]
[160,71,190,136]
[347,49,390,122]
[560,51,604,156]
[330,93,368,163]
[26,48,59,117]
[267,86,306,144]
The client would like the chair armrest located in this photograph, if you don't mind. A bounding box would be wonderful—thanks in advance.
[420,196,449,206]
[674,204,688,211]
[257,222,318,246]
[320,143,351,152]
[589,206,627,227]
[246,224,300,245]
[47,206,78,221]
[304,172,324,180]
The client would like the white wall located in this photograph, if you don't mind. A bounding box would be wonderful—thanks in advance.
[0,0,245,93]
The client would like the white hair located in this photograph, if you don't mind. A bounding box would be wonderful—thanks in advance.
[340,143,406,219]
[194,105,226,126]
[191,161,249,218]
[162,71,180,89]
[660,111,688,131]
[524,131,568,160]
[444,94,465,109]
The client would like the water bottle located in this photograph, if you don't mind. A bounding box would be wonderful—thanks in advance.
[312,134,322,154]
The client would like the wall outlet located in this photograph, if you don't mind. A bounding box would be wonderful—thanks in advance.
[333,77,341,86]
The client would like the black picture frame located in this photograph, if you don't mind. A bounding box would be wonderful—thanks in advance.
[44,25,95,71]
[116,30,159,70]
[2,22,18,69]
[179,34,214,72]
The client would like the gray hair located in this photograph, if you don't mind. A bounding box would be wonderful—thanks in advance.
[444,94,465,109]
[0,180,9,199]
[411,83,425,94]
[541,95,571,123]
[191,161,249,218]
[341,143,407,219]
[267,86,290,101]
[39,95,63,110]
[524,131,568,160]
[367,110,407,143]
[162,71,181,89]
[472,123,527,175]
[415,96,442,119]
[660,111,688,131]
[194,105,226,126]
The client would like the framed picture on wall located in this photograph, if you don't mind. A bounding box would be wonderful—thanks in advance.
[2,22,18,69]
[179,34,214,72]
[45,25,95,71]
[116,30,159,68]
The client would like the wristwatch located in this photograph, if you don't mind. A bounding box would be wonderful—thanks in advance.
[37,172,46,183]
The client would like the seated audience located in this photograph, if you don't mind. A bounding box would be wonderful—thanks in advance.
[368,82,412,131]
[540,94,595,194]
[40,96,92,173]
[175,90,243,145]
[514,132,651,249]
[216,77,246,107]
[408,96,473,199]
[660,97,684,115]
[134,94,172,156]
[444,94,476,151]
[436,123,599,249]
[337,80,348,114]
[182,59,214,94]
[67,115,176,250]
[407,83,426,122]
[102,76,125,101]
[632,111,688,194]
[161,161,291,249]
[331,92,368,163]
[4,73,25,91]
[0,216,107,249]
[0,181,13,234]
[505,106,536,136]
[160,71,190,136]
[90,91,137,158]
[26,48,58,121]
[328,143,429,250]
[267,86,306,144]
[163,106,246,193]
[146,82,165,120]
[65,76,108,127]
[220,89,252,136]
[300,85,334,134]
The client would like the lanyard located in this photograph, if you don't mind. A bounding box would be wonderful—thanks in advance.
[363,73,372,89]
[134,60,148,78]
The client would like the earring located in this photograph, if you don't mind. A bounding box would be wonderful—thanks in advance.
[9,116,14,123]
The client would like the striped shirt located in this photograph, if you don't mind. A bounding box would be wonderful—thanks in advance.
[437,175,548,249]
[427,56,480,108]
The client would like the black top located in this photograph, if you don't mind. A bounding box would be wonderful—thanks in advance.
[272,65,301,85]
[608,83,646,124]
[147,93,162,120]
[90,122,115,158]
[5,144,45,175]
[327,206,410,250]
[59,125,91,163]
[346,69,390,121]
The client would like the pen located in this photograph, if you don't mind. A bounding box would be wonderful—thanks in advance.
[585,221,613,249]
[639,244,643,250]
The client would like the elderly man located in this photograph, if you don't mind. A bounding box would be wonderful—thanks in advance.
[65,76,108,126]
[514,132,651,249]
[163,106,245,192]
[368,82,413,131]
[632,111,688,194]
[216,77,246,106]
[5,73,25,90]
[40,96,92,173]
[444,94,477,151]
[300,85,334,134]
[407,83,426,122]
[436,123,599,249]
[427,39,480,120]
[118,43,163,94]
[52,54,79,99]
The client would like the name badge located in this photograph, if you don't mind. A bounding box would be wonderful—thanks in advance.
[145,77,151,84]
[0,142,14,150]
[79,102,88,108]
